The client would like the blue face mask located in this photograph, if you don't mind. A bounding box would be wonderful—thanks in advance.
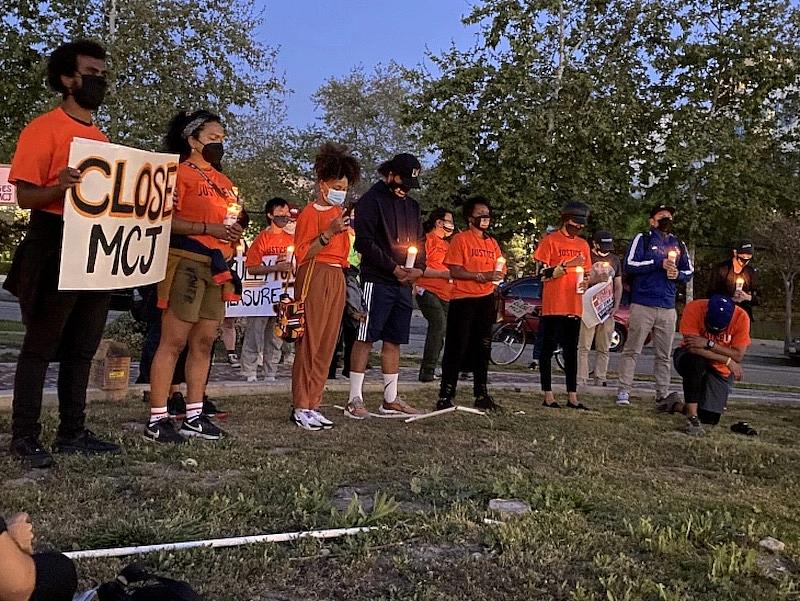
[326,188,347,206]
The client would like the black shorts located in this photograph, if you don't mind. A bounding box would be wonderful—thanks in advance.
[358,281,413,344]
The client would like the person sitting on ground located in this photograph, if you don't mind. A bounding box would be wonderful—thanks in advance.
[669,295,751,436]
[0,513,77,601]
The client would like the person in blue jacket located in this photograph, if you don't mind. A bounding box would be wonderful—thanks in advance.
[616,204,693,406]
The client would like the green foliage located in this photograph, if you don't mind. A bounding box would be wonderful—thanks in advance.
[103,313,145,359]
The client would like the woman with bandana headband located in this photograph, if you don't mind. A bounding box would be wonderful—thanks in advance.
[143,110,244,444]
[416,207,456,382]
[533,201,593,410]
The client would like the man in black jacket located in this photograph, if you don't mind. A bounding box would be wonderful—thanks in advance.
[707,239,758,322]
[345,154,427,418]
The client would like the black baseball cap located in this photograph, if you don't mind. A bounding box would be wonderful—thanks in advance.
[561,201,590,225]
[592,230,614,251]
[735,239,754,255]
[379,153,421,189]
[706,295,735,333]
[650,203,676,218]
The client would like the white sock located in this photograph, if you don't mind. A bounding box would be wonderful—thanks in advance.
[383,373,399,404]
[349,372,365,402]
[149,407,168,425]
[186,402,203,420]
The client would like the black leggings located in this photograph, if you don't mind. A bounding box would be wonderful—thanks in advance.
[674,350,723,425]
[440,293,496,397]
[539,315,580,393]
[30,552,78,601]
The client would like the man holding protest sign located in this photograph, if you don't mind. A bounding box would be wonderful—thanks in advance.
[577,230,623,387]
[4,40,120,468]
[240,197,294,383]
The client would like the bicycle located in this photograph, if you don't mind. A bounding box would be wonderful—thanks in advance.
[490,299,565,369]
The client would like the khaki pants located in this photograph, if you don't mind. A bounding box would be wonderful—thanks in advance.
[240,316,281,378]
[616,303,677,398]
[577,316,615,384]
[292,263,345,410]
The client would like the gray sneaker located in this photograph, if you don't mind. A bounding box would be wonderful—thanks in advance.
[686,415,705,436]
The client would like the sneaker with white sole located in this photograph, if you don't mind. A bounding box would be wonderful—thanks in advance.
[144,418,186,444]
[227,352,241,368]
[180,415,223,440]
[686,415,705,436]
[264,376,277,383]
[616,391,631,406]
[310,410,334,430]
[380,397,422,415]
[291,409,324,431]
[245,375,258,383]
[344,397,370,420]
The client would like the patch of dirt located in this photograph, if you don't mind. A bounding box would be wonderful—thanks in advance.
[757,553,794,580]
[331,484,378,513]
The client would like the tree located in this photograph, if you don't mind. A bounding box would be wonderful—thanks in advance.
[300,63,423,194]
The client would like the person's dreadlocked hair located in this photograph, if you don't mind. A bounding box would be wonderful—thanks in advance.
[313,142,361,184]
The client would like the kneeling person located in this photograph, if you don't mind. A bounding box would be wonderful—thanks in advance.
[671,295,751,436]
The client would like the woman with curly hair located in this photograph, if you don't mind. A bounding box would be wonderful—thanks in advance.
[291,143,361,430]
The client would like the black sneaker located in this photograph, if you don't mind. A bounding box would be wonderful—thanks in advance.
[167,392,186,418]
[436,397,454,411]
[54,429,121,455]
[180,415,223,440]
[227,352,241,368]
[475,394,503,412]
[143,418,185,444]
[419,371,437,383]
[10,436,55,469]
[202,396,227,419]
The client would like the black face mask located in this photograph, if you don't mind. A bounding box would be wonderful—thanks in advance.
[472,216,491,231]
[272,215,290,228]
[565,223,583,237]
[72,74,107,110]
[656,217,673,233]
[388,181,411,196]
[201,142,224,167]
[737,256,751,266]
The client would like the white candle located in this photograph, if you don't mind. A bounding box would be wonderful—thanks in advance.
[575,266,585,294]
[286,245,295,265]
[735,276,744,292]
[668,250,678,263]
[494,256,506,272]
[405,246,418,269]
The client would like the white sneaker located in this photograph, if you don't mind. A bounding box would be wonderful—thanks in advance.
[290,409,323,431]
[245,375,258,383]
[310,410,334,430]
[264,376,277,383]
[616,391,631,406]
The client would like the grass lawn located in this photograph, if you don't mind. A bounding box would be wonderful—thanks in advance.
[1,391,799,600]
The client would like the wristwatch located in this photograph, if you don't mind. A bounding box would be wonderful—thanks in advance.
[706,339,716,349]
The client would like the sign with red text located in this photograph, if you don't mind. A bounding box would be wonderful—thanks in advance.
[59,139,178,290]
[0,165,16,205]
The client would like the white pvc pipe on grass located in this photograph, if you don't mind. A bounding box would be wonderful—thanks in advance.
[64,526,378,560]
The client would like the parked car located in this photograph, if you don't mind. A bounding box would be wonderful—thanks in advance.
[497,276,634,352]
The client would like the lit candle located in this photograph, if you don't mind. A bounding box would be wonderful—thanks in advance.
[668,250,678,263]
[405,246,418,269]
[575,266,585,294]
[735,276,744,292]
[494,256,506,272]
[286,245,295,265]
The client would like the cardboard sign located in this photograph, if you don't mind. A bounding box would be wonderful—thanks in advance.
[0,165,16,205]
[582,280,614,328]
[59,139,177,290]
[225,254,294,317]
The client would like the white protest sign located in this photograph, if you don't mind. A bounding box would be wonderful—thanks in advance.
[582,280,614,328]
[59,138,177,290]
[0,165,16,205]
[225,254,294,317]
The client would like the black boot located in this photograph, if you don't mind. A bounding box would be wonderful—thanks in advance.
[437,382,456,410]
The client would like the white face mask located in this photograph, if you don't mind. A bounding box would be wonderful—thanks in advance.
[326,188,347,206]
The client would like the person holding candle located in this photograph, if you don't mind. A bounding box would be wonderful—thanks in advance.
[345,153,427,418]
[533,202,593,409]
[291,142,361,430]
[240,197,294,383]
[708,239,758,322]
[436,197,506,410]
[616,204,693,407]
[577,230,623,387]
[416,207,456,382]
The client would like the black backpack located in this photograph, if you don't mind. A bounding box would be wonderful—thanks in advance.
[96,564,203,601]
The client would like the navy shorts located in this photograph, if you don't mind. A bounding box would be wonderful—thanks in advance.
[358,281,413,344]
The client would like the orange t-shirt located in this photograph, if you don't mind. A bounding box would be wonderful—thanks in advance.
[294,203,350,266]
[245,228,294,268]
[445,229,505,300]
[534,230,592,316]
[174,162,237,255]
[679,299,751,378]
[8,107,108,215]
[416,232,453,301]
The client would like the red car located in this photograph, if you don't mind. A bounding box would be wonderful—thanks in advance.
[497,276,632,352]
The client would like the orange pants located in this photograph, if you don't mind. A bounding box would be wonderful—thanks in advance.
[292,263,345,409]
